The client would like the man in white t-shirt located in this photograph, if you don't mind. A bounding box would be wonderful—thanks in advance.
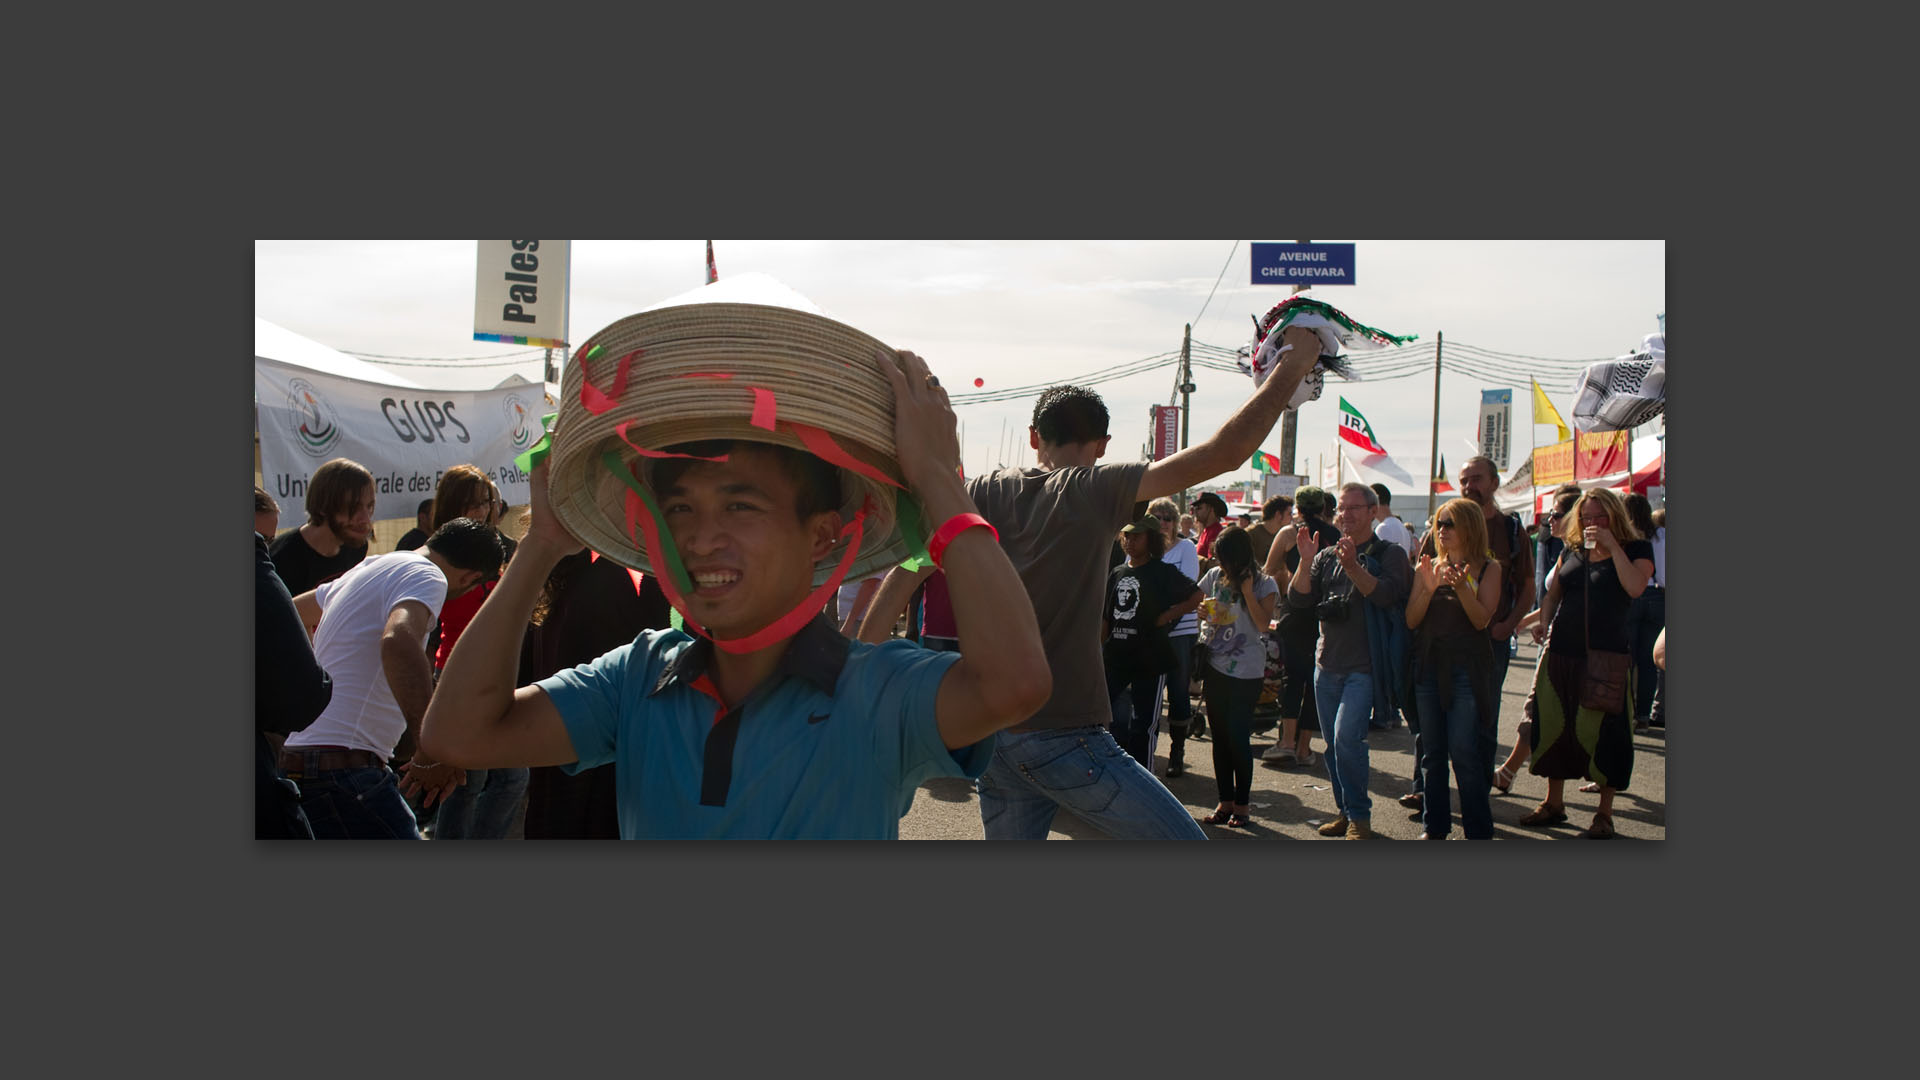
[281,519,504,839]
[1370,483,1416,560]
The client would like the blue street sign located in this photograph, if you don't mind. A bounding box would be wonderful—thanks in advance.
[1250,242,1356,285]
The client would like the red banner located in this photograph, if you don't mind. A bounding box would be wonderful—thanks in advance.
[1576,429,1628,479]
[1151,405,1180,460]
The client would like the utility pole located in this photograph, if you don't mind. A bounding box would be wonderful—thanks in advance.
[1177,323,1195,505]
[1277,239,1309,475]
[1425,331,1444,527]
[543,347,556,384]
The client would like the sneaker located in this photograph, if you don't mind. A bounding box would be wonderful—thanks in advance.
[1261,744,1297,763]
[1166,762,1185,779]
[1316,815,1349,837]
[1346,818,1377,840]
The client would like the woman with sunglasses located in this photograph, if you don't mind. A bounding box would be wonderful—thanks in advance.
[1514,487,1655,839]
[1404,497,1503,839]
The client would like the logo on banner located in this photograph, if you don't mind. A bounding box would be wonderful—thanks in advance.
[503,392,534,452]
[285,378,342,457]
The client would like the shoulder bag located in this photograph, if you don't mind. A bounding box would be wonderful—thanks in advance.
[1579,556,1631,714]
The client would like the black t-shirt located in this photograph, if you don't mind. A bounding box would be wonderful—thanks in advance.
[267,527,367,596]
[1104,559,1200,676]
[1276,519,1342,633]
[1547,539,1655,656]
[394,527,429,551]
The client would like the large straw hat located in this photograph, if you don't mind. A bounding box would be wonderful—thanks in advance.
[547,273,917,587]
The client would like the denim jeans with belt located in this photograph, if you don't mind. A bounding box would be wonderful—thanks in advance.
[1629,586,1665,721]
[295,765,422,839]
[978,726,1206,839]
[1414,664,1495,838]
[1314,668,1375,822]
[432,767,530,839]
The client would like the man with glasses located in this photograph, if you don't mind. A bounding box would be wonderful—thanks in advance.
[1288,482,1411,839]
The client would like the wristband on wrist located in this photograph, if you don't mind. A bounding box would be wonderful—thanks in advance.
[926,513,998,568]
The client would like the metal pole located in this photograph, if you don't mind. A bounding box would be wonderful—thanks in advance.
[1277,239,1309,474]
[1178,323,1193,505]
[1425,331,1444,527]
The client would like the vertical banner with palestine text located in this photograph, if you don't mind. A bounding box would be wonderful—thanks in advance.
[475,240,570,348]
[1478,389,1512,470]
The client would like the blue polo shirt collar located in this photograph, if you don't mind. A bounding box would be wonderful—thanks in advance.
[649,611,850,700]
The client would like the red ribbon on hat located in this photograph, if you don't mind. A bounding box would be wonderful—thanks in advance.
[580,348,640,415]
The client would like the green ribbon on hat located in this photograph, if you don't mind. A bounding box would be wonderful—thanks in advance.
[894,494,934,572]
[514,412,560,475]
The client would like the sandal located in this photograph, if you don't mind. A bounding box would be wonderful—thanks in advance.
[1578,781,1602,793]
[1229,813,1252,828]
[1493,765,1515,794]
[1199,809,1233,826]
[1519,803,1568,827]
[1399,792,1424,810]
[1583,813,1615,839]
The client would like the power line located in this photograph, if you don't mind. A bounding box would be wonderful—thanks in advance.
[343,349,547,367]
[1189,240,1240,329]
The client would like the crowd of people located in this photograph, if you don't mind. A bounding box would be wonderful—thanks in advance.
[253,302,1664,841]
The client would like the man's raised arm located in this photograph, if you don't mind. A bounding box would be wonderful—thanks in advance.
[420,460,583,771]
[881,351,1050,749]
[855,563,934,645]
[1137,325,1319,505]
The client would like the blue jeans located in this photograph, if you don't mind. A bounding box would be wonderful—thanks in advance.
[978,726,1206,839]
[295,766,422,840]
[1414,665,1495,838]
[1629,587,1665,720]
[432,767,530,839]
[1163,634,1197,737]
[1314,668,1375,822]
[1106,666,1162,772]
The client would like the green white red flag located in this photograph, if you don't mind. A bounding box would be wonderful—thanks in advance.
[1251,449,1283,474]
[1337,397,1388,455]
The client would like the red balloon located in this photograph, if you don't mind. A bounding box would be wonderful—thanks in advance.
[973,377,985,387]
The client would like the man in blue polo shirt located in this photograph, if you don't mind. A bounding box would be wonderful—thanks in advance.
[421,350,1052,838]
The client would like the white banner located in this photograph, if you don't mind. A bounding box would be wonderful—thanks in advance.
[474,240,570,347]
[1479,388,1512,471]
[256,357,549,522]
[1263,473,1305,501]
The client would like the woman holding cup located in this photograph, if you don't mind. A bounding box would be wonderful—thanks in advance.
[1515,488,1655,838]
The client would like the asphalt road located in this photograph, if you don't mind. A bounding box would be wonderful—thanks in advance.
[898,635,1666,840]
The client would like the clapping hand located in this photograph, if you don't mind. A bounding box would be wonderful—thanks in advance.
[1414,553,1440,590]
[1438,561,1467,589]
[1336,535,1360,572]
[1295,525,1321,563]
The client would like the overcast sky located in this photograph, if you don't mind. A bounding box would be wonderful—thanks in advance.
[255,240,1664,500]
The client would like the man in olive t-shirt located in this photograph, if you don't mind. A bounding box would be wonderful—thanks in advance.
[858,342,1324,838]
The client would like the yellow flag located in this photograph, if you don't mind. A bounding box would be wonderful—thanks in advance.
[1532,377,1570,443]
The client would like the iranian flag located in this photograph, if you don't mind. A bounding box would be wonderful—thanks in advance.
[1251,449,1284,474]
[1337,397,1388,455]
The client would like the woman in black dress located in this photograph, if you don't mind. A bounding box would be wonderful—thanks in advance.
[1517,488,1656,839]
[1260,486,1341,766]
